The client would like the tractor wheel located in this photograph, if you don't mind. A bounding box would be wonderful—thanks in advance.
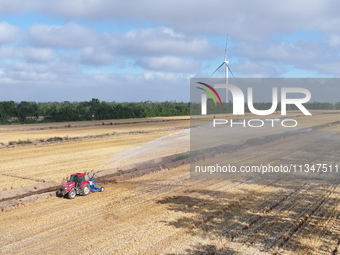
[100,187,105,192]
[81,183,90,196]
[67,188,76,199]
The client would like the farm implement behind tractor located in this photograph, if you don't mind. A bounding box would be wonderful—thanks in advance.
[57,171,104,199]
[88,170,105,192]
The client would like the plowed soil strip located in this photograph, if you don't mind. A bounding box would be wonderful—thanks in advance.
[223,179,309,240]
[159,179,282,238]
[278,183,340,255]
[273,182,338,254]
[234,180,338,252]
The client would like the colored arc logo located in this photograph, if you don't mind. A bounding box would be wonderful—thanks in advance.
[196,82,223,106]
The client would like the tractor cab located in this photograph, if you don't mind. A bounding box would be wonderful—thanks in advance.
[69,173,86,188]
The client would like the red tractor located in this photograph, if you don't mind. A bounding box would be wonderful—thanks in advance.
[57,173,91,199]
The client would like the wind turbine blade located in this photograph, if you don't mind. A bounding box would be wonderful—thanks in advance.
[226,64,235,78]
[211,62,225,76]
[224,34,228,61]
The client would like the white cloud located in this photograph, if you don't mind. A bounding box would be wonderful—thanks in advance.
[327,34,340,49]
[0,22,20,44]
[1,1,340,102]
[108,27,218,59]
[24,48,55,62]
[25,24,215,70]
[0,47,55,62]
[29,22,98,48]
[80,47,112,66]
[0,64,190,102]
[136,56,201,73]
[1,1,340,41]
[14,0,335,41]
[234,41,322,64]
[233,60,286,77]
[0,0,41,13]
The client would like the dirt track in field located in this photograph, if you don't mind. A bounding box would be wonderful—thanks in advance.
[1,113,340,254]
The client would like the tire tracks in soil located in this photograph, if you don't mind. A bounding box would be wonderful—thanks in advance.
[232,180,338,253]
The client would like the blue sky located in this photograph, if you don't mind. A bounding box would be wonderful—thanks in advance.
[0,0,339,102]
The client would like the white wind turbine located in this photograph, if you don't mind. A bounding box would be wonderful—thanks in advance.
[212,35,235,102]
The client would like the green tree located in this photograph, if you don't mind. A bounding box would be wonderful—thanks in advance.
[16,101,39,123]
[335,102,340,109]
[0,101,16,122]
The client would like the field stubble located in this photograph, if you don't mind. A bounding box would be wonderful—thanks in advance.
[0,113,340,254]
[0,117,190,190]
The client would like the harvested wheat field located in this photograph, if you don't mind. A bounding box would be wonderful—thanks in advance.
[0,113,340,254]
[0,116,189,145]
[0,117,190,190]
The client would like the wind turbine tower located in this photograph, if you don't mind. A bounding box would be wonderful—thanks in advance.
[212,35,235,103]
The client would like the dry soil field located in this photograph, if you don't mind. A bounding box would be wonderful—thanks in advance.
[0,117,190,190]
[0,113,340,254]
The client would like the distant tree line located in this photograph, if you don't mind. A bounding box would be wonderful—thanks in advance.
[190,99,340,115]
[0,99,190,123]
[1,99,339,124]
